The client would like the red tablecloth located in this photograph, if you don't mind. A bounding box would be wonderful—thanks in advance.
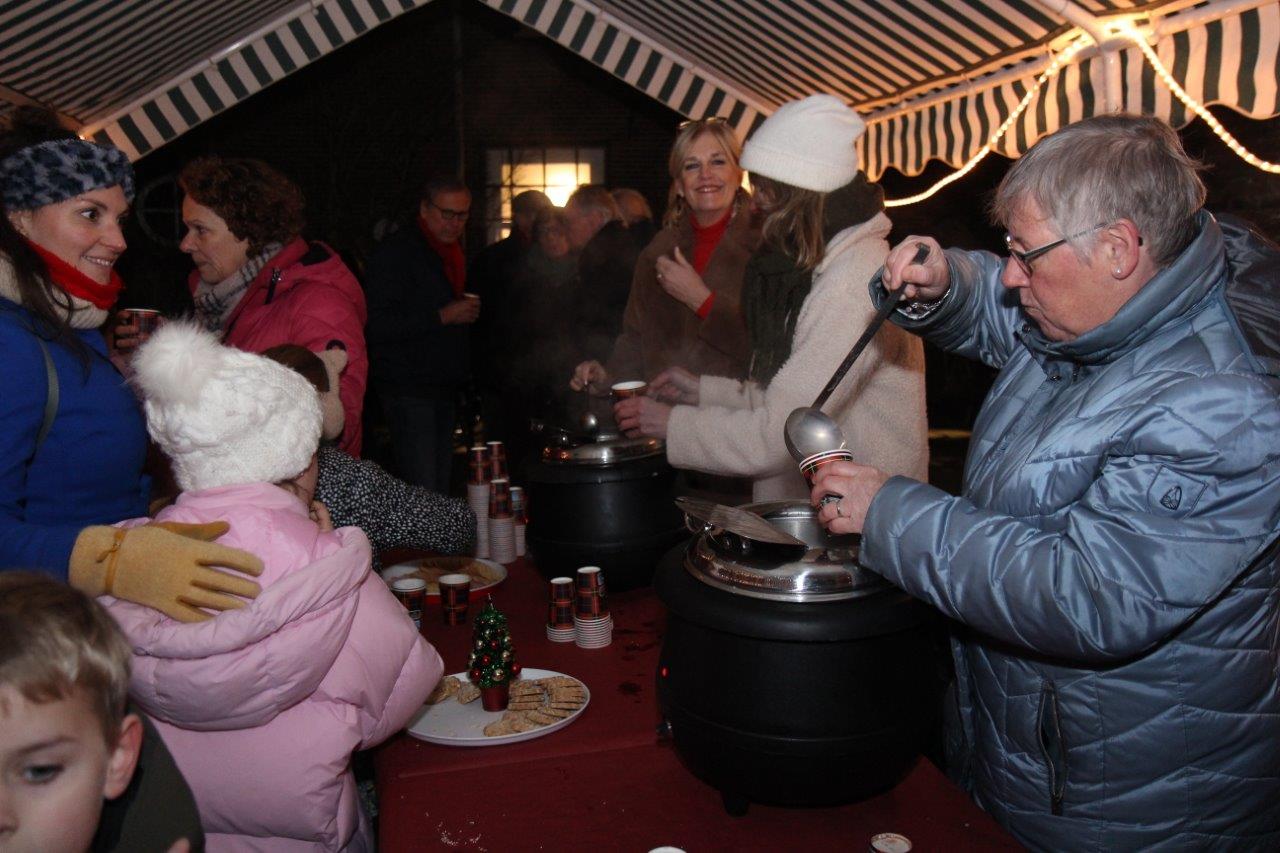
[375,556,1021,851]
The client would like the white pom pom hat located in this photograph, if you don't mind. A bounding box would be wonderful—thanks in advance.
[740,94,866,193]
[132,322,322,492]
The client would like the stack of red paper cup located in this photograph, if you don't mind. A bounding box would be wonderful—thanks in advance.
[545,577,575,642]
[511,486,527,558]
[488,478,517,564]
[466,445,491,558]
[574,566,612,649]
[487,440,508,481]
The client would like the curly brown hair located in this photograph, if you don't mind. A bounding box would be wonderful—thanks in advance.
[178,156,306,254]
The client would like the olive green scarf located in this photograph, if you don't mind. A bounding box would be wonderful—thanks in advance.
[744,173,885,386]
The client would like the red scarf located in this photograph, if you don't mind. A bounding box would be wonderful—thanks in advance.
[417,215,466,297]
[690,207,732,274]
[26,239,123,309]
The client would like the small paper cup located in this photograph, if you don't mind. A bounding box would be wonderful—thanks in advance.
[611,380,648,401]
[438,573,471,625]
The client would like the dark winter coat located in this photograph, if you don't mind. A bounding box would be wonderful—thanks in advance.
[365,226,470,399]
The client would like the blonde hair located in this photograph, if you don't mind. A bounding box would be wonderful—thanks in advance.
[663,120,745,228]
[751,174,826,270]
[0,572,132,746]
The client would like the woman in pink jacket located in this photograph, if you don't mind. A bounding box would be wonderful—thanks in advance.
[112,156,369,456]
[103,322,441,851]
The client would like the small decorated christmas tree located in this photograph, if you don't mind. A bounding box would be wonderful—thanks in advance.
[468,597,521,689]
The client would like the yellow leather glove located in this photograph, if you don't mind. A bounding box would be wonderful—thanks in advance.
[69,522,264,623]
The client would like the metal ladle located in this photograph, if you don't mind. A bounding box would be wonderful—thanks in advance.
[783,243,928,485]
[578,386,599,434]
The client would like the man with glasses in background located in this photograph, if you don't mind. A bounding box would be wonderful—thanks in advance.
[367,175,479,491]
[810,114,1280,849]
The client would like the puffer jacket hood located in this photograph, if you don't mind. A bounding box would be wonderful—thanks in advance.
[1218,212,1280,376]
[863,212,1280,850]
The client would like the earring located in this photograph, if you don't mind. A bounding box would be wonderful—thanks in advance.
[1114,268,1122,276]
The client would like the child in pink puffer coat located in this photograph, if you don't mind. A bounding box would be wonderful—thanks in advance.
[102,323,442,851]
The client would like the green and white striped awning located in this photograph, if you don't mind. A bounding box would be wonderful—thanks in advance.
[0,0,436,159]
[2,0,1277,177]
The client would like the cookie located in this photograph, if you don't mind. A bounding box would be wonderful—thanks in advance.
[509,682,544,698]
[425,675,460,705]
[538,676,580,689]
[455,682,481,704]
[505,711,543,733]
[483,717,516,737]
[523,709,562,726]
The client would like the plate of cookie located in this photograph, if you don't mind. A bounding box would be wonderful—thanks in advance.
[406,669,590,747]
[380,556,507,603]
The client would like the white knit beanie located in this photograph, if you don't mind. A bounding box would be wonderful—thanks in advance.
[132,322,322,492]
[741,94,866,192]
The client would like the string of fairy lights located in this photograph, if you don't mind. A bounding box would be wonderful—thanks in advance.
[882,19,1280,207]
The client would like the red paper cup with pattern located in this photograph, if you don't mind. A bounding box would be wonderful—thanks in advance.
[439,573,471,625]
[799,449,853,505]
[489,478,512,519]
[575,566,606,595]
[122,308,163,341]
[547,600,575,630]
[486,440,508,481]
[611,380,647,401]
[548,577,574,603]
[468,445,489,485]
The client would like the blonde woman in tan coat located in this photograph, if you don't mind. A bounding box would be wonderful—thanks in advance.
[615,95,928,501]
[570,118,759,391]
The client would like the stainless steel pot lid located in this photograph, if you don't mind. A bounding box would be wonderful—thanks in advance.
[542,435,665,465]
[683,500,886,602]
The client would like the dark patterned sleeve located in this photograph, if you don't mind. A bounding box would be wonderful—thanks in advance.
[315,447,477,555]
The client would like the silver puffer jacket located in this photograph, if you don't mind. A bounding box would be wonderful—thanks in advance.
[863,213,1280,851]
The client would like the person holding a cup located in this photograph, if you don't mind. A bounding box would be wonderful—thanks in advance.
[0,107,267,617]
[615,96,928,502]
[136,156,369,457]
[569,117,759,397]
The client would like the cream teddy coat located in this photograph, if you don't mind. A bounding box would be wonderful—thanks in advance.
[666,212,928,501]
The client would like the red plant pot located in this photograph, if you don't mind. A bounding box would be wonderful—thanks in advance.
[480,683,510,712]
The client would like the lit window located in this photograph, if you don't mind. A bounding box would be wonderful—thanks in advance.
[485,147,605,243]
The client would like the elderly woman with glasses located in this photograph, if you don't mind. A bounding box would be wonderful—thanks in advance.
[812,114,1280,849]
[570,116,759,393]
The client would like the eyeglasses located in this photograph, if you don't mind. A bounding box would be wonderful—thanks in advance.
[429,202,470,222]
[678,116,729,130]
[1004,223,1106,276]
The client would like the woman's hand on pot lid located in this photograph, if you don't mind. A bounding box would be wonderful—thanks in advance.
[812,461,891,535]
[650,367,701,406]
[614,395,672,439]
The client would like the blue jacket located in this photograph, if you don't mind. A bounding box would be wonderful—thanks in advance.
[863,214,1280,850]
[0,298,148,578]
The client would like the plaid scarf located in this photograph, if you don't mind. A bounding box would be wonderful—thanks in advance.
[192,242,282,332]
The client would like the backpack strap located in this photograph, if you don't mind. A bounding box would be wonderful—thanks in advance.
[34,335,59,455]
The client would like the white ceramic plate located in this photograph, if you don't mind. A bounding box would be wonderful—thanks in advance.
[380,557,507,602]
[405,668,590,747]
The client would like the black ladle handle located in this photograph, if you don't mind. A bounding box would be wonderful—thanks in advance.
[810,242,928,411]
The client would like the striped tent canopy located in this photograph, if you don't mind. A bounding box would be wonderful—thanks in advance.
[1,0,1277,178]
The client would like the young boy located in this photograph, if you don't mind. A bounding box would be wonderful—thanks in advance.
[0,572,142,852]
